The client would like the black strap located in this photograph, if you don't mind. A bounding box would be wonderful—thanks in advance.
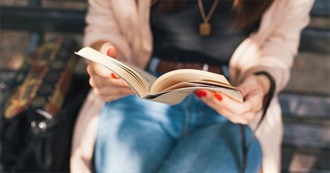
[240,71,276,173]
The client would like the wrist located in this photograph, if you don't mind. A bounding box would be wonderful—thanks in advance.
[252,71,276,108]
[254,73,271,96]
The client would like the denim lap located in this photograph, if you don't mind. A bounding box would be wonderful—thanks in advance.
[94,94,262,173]
[158,123,262,173]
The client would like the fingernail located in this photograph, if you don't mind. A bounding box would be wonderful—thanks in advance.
[107,48,112,56]
[111,73,119,79]
[215,93,222,101]
[195,90,207,98]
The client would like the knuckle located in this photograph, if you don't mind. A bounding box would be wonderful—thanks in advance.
[243,113,254,121]
[255,103,263,112]
[246,102,253,110]
[86,65,91,75]
[89,78,96,87]
[241,103,253,114]
[229,115,248,125]
[231,118,241,124]
[240,120,249,125]
[234,109,245,115]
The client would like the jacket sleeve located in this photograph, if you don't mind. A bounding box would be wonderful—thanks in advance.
[231,0,314,94]
[84,0,132,59]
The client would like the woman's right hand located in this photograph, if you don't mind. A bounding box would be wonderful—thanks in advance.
[86,45,135,101]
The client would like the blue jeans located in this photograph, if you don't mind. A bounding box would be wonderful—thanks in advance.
[94,94,262,173]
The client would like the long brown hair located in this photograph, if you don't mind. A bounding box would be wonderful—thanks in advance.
[152,0,274,29]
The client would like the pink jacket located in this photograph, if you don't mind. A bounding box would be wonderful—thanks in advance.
[70,0,314,172]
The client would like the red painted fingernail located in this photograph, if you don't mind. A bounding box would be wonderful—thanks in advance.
[215,93,223,101]
[201,90,207,97]
[195,90,207,98]
[195,91,202,98]
[107,48,112,56]
[111,73,119,79]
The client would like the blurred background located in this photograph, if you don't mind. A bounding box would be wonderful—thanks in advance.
[0,0,329,172]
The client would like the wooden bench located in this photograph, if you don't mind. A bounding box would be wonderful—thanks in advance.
[1,0,329,172]
[279,0,330,172]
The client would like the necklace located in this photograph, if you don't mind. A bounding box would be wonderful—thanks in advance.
[197,0,220,36]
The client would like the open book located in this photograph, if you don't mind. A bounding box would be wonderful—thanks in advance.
[75,47,243,104]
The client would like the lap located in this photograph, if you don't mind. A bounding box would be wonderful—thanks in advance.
[94,96,262,173]
[159,123,262,173]
[94,102,176,173]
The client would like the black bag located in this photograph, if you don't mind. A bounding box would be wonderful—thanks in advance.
[1,38,90,172]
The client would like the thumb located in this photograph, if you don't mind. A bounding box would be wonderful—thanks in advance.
[106,46,118,58]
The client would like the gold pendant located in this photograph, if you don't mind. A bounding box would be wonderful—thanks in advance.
[199,22,211,36]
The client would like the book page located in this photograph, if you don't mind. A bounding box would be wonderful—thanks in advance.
[159,80,236,93]
[75,47,150,97]
[145,86,242,105]
[150,69,230,93]
[128,65,157,88]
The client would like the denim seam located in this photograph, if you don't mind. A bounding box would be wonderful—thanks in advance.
[182,95,194,136]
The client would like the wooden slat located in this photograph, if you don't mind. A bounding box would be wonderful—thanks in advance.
[283,122,330,149]
[310,0,330,17]
[309,16,330,29]
[299,28,330,53]
[283,116,330,126]
[0,6,86,33]
[284,52,330,95]
[281,145,330,173]
[279,93,330,118]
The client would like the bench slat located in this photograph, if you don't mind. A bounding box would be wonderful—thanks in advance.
[279,93,330,118]
[310,0,330,17]
[300,28,330,53]
[0,6,86,33]
[283,122,330,149]
[282,145,330,173]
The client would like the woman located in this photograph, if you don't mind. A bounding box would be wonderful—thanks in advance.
[71,0,314,172]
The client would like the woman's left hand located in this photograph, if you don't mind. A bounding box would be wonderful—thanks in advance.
[195,74,270,124]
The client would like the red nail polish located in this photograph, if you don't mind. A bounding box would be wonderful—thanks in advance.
[195,90,207,98]
[201,90,207,96]
[107,48,112,56]
[111,73,119,79]
[215,93,222,101]
[194,90,201,98]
